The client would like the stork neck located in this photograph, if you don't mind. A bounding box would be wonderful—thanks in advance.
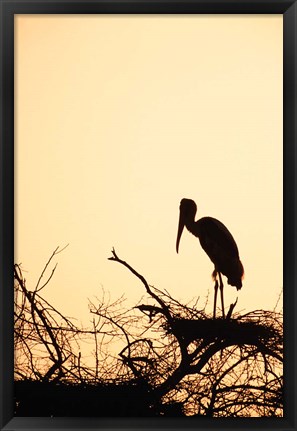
[185,219,200,238]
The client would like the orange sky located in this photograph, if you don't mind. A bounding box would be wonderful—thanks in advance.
[15,14,283,329]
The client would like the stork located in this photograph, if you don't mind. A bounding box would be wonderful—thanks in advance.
[176,198,244,319]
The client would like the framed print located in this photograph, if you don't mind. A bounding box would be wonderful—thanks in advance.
[0,0,296,430]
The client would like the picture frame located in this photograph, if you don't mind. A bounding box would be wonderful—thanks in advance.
[0,0,296,430]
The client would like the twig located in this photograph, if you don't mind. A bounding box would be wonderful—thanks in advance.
[108,248,172,321]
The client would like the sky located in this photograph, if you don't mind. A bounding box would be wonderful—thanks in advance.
[15,14,283,329]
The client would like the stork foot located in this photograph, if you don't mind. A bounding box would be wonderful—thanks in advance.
[213,279,219,319]
[218,272,225,319]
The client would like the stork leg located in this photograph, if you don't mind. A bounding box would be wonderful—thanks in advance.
[218,272,225,319]
[212,270,219,319]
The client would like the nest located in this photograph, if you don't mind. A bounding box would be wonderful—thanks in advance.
[167,311,281,347]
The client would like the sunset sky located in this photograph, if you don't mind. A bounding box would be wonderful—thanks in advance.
[15,14,283,329]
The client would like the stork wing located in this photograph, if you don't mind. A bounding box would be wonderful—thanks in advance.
[197,217,240,260]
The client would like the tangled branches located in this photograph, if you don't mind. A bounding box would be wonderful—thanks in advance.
[14,248,283,417]
[14,247,113,384]
[88,248,283,416]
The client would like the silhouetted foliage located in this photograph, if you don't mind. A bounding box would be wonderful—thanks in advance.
[14,379,156,417]
[14,247,283,417]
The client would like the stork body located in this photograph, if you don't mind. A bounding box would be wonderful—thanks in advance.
[176,198,244,318]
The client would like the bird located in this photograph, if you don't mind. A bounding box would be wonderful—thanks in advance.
[176,198,244,319]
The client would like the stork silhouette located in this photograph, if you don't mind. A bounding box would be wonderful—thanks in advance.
[176,198,244,319]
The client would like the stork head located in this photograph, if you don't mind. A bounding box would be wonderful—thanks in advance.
[176,198,197,253]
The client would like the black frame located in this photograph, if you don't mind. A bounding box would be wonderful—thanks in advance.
[0,0,296,430]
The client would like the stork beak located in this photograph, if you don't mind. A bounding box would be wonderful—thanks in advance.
[176,212,185,253]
